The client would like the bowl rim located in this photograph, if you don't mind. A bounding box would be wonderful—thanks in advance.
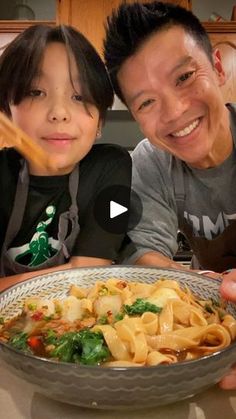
[0,264,222,295]
[1,265,235,372]
[1,338,236,372]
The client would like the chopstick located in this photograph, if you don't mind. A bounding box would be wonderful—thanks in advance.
[0,111,56,171]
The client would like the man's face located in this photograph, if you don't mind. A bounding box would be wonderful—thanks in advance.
[118,26,230,168]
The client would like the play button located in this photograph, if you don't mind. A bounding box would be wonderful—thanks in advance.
[110,201,128,219]
[93,185,142,235]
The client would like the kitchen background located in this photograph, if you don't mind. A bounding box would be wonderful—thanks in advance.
[0,0,236,263]
[0,0,236,150]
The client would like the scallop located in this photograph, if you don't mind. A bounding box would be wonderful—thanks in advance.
[93,295,122,317]
[147,288,180,308]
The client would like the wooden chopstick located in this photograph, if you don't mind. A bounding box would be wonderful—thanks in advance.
[0,111,56,171]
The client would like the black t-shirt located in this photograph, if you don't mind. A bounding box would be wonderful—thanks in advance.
[0,144,132,265]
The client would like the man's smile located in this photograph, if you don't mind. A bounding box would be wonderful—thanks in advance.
[170,118,200,138]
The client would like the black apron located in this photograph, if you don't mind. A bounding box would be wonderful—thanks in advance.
[172,157,236,272]
[0,161,80,276]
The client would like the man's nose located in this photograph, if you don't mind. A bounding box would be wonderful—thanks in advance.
[160,91,189,124]
[47,99,71,123]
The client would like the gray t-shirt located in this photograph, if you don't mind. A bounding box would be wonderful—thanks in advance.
[125,104,236,264]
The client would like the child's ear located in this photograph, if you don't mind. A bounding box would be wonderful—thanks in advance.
[212,48,226,86]
[96,121,102,139]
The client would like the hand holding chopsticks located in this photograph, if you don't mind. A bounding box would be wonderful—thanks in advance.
[0,111,56,171]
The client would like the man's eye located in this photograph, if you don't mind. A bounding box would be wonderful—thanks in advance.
[176,71,194,86]
[28,89,44,97]
[138,98,154,111]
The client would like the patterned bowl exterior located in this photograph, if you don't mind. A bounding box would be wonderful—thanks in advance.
[0,266,236,410]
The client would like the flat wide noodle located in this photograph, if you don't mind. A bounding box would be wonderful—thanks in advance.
[1,277,235,366]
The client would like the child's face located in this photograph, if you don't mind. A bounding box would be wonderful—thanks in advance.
[10,42,100,175]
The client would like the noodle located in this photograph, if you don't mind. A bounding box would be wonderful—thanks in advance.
[0,277,235,366]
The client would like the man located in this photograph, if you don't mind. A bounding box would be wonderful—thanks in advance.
[104,1,236,273]
[104,1,236,388]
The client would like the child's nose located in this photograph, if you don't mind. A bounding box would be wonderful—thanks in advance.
[47,100,71,122]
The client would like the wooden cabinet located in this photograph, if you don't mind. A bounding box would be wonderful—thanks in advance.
[0,21,55,55]
[56,0,236,103]
[56,0,191,56]
[0,1,191,56]
[1,1,236,103]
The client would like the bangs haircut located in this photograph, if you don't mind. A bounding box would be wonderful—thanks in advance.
[0,24,114,120]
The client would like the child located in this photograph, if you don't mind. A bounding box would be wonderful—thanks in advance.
[0,24,131,290]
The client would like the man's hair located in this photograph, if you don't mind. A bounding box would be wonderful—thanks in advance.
[104,1,213,103]
[0,24,114,120]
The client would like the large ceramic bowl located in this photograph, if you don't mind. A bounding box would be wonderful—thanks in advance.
[0,266,236,410]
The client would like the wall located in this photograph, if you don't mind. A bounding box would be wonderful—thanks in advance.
[192,0,236,21]
[99,111,143,151]
[0,0,16,19]
[0,0,55,20]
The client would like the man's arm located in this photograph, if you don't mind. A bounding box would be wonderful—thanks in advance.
[125,140,179,265]
[135,250,186,269]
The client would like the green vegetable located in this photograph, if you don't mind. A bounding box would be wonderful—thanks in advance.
[204,304,214,314]
[124,298,162,315]
[218,309,225,321]
[27,303,37,311]
[98,286,108,296]
[77,330,110,365]
[97,315,109,324]
[9,332,30,352]
[44,329,57,345]
[50,332,77,362]
[0,317,4,325]
[210,298,220,308]
[50,329,110,365]
[43,315,54,321]
[114,312,124,321]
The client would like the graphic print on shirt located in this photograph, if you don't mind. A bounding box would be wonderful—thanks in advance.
[8,205,60,266]
[184,211,236,239]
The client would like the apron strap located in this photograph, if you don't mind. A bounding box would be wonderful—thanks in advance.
[58,164,80,257]
[1,162,80,267]
[171,157,185,225]
[3,159,29,248]
[227,103,236,148]
[68,163,79,217]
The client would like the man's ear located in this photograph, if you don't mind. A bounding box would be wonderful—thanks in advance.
[212,48,226,86]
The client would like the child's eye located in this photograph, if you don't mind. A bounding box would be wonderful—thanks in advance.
[138,98,155,111]
[72,93,83,102]
[176,71,194,86]
[28,89,44,97]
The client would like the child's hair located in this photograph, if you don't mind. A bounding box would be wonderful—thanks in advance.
[104,1,213,103]
[0,24,114,120]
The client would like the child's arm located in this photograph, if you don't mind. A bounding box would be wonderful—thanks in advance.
[0,256,111,292]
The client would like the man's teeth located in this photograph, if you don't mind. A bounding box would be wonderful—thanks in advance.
[172,119,199,137]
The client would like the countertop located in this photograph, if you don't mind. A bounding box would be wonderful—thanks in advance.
[1,362,236,419]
